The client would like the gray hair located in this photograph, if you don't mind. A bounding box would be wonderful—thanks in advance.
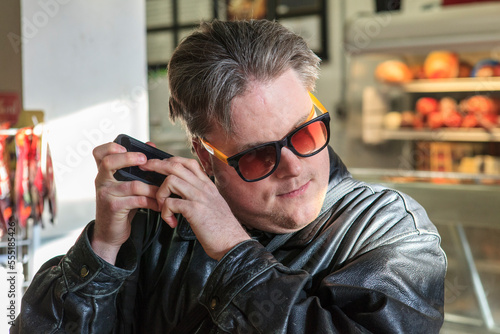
[168,19,321,140]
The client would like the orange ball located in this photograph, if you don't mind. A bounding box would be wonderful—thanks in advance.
[375,60,413,83]
[416,97,439,115]
[424,51,459,79]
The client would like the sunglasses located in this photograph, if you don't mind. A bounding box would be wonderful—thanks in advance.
[200,92,330,182]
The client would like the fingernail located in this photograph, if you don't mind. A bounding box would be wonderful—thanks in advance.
[164,215,178,228]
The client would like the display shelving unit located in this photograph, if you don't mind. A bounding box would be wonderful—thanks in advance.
[345,3,500,332]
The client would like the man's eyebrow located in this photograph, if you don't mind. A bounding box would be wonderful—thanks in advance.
[236,105,314,152]
[295,105,315,126]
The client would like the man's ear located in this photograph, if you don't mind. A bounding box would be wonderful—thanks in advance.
[192,139,214,176]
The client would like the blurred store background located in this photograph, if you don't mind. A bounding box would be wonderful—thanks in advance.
[1,0,500,333]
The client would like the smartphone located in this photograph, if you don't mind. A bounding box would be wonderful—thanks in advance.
[113,134,173,187]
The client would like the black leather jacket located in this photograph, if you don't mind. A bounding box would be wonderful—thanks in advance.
[12,148,446,333]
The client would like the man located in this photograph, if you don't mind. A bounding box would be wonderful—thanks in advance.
[13,20,446,333]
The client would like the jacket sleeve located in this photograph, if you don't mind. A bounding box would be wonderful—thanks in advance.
[199,194,446,333]
[11,222,137,334]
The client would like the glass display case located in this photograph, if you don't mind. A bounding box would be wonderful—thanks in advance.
[344,2,500,332]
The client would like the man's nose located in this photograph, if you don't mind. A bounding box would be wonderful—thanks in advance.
[274,147,302,179]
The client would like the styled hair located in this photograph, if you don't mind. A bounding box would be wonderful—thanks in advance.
[168,19,321,139]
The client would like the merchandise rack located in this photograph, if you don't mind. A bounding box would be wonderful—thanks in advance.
[0,120,49,293]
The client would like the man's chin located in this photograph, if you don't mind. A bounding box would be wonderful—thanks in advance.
[233,190,326,233]
[263,207,321,234]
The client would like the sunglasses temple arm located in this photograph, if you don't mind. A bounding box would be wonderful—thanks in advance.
[309,92,328,115]
[200,139,229,164]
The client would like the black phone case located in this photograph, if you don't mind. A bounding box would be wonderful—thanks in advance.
[113,134,173,187]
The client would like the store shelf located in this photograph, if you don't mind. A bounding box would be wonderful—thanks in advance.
[382,128,500,142]
[402,77,500,93]
[344,2,500,54]
[350,167,500,182]
[351,168,500,228]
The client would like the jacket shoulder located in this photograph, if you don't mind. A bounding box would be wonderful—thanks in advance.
[325,180,443,260]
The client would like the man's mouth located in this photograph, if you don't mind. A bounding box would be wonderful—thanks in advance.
[277,181,310,198]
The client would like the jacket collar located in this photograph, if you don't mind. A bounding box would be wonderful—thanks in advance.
[325,146,351,190]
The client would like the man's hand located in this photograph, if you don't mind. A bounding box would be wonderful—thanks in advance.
[92,141,249,264]
[141,157,251,261]
[92,142,160,265]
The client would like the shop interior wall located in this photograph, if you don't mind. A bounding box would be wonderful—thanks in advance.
[20,0,149,247]
[0,1,22,99]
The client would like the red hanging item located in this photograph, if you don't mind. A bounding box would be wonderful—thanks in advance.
[28,128,44,225]
[0,122,56,231]
[14,128,32,228]
[0,122,15,237]
[45,144,56,224]
[0,133,11,237]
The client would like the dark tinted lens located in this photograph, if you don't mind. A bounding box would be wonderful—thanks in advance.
[291,120,328,155]
[238,144,277,180]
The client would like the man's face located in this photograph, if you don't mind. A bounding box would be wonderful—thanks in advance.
[201,69,330,233]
